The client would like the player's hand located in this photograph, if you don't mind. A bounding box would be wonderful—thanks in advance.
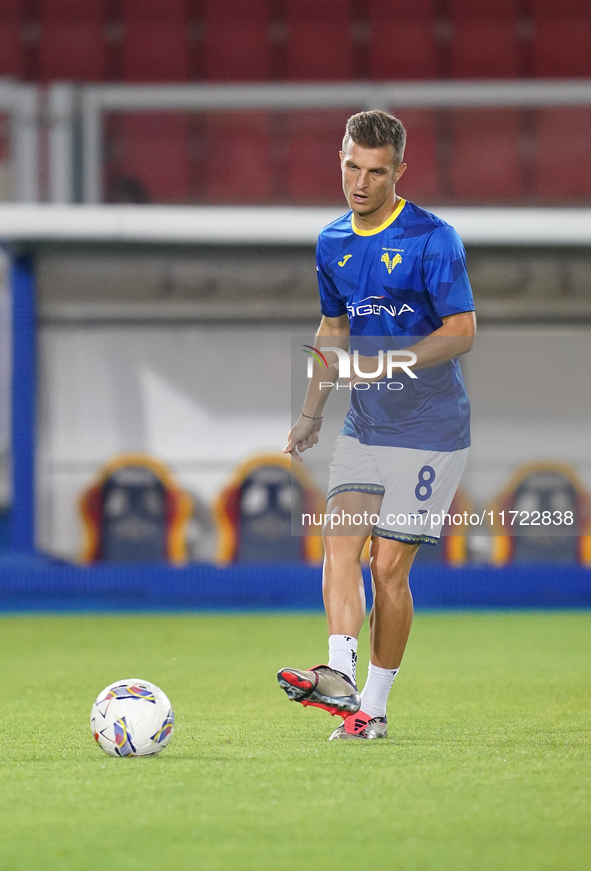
[283,415,323,462]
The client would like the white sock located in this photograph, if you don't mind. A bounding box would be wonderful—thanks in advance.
[327,635,358,684]
[360,663,399,718]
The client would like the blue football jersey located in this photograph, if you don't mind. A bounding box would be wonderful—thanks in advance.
[316,199,475,451]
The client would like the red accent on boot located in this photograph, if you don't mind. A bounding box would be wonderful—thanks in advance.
[344,711,373,735]
[279,670,314,691]
[301,699,349,718]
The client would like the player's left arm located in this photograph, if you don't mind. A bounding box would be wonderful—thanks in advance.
[402,310,476,372]
[408,223,476,370]
[347,311,475,385]
[346,225,476,383]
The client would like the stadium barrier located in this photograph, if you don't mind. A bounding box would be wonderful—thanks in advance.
[2,203,591,246]
[0,554,590,611]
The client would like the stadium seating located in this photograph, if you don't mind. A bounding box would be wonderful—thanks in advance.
[395,110,440,204]
[3,0,591,206]
[367,0,438,80]
[0,0,24,79]
[203,0,271,81]
[449,109,523,202]
[7,0,591,86]
[80,453,192,564]
[448,0,520,78]
[105,113,191,204]
[204,111,274,203]
[530,0,591,77]
[285,0,353,80]
[534,108,591,201]
[121,0,190,82]
[38,0,108,82]
[285,111,348,203]
[38,0,104,13]
[214,454,323,564]
[448,0,519,16]
[489,461,591,566]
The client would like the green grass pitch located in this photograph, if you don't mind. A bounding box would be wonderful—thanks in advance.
[0,611,589,871]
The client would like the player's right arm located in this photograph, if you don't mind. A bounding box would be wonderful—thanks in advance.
[283,314,350,462]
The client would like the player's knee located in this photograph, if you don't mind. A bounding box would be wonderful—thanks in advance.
[323,533,366,564]
[372,564,411,593]
[370,544,414,589]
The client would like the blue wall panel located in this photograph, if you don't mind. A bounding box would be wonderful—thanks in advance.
[10,256,36,554]
[0,555,590,611]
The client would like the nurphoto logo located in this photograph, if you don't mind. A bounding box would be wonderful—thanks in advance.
[303,346,417,381]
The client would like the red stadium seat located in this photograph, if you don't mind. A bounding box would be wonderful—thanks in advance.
[1,0,25,13]
[530,0,591,77]
[285,111,348,204]
[450,21,520,78]
[0,15,24,78]
[205,112,274,203]
[368,0,438,80]
[367,0,434,18]
[530,0,589,12]
[395,110,440,204]
[531,19,591,78]
[39,22,108,81]
[534,109,591,201]
[448,0,518,14]
[38,0,105,19]
[448,0,520,78]
[38,0,108,81]
[105,113,190,204]
[121,0,190,82]
[286,0,353,81]
[449,110,523,203]
[121,0,188,20]
[121,22,190,82]
[203,0,271,81]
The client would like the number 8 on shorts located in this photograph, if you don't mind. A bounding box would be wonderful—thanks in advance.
[415,465,436,501]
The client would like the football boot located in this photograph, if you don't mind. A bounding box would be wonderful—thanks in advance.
[328,710,388,740]
[277,665,360,717]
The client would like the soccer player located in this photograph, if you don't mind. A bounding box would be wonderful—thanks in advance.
[278,110,476,739]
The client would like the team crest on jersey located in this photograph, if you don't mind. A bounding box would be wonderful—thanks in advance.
[381,252,402,274]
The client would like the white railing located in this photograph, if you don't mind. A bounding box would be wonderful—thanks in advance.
[0,81,39,203]
[0,79,590,205]
[1,204,591,246]
[73,79,591,204]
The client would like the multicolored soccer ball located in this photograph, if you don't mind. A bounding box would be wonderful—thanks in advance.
[90,679,174,757]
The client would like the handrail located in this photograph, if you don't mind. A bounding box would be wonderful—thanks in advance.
[0,81,39,203]
[1,204,590,246]
[75,79,591,204]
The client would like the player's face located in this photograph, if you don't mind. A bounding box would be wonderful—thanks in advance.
[340,141,406,221]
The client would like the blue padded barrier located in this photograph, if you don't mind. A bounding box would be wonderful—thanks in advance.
[10,256,36,554]
[0,554,590,611]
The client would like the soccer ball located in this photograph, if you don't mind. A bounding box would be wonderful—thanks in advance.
[90,678,174,757]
